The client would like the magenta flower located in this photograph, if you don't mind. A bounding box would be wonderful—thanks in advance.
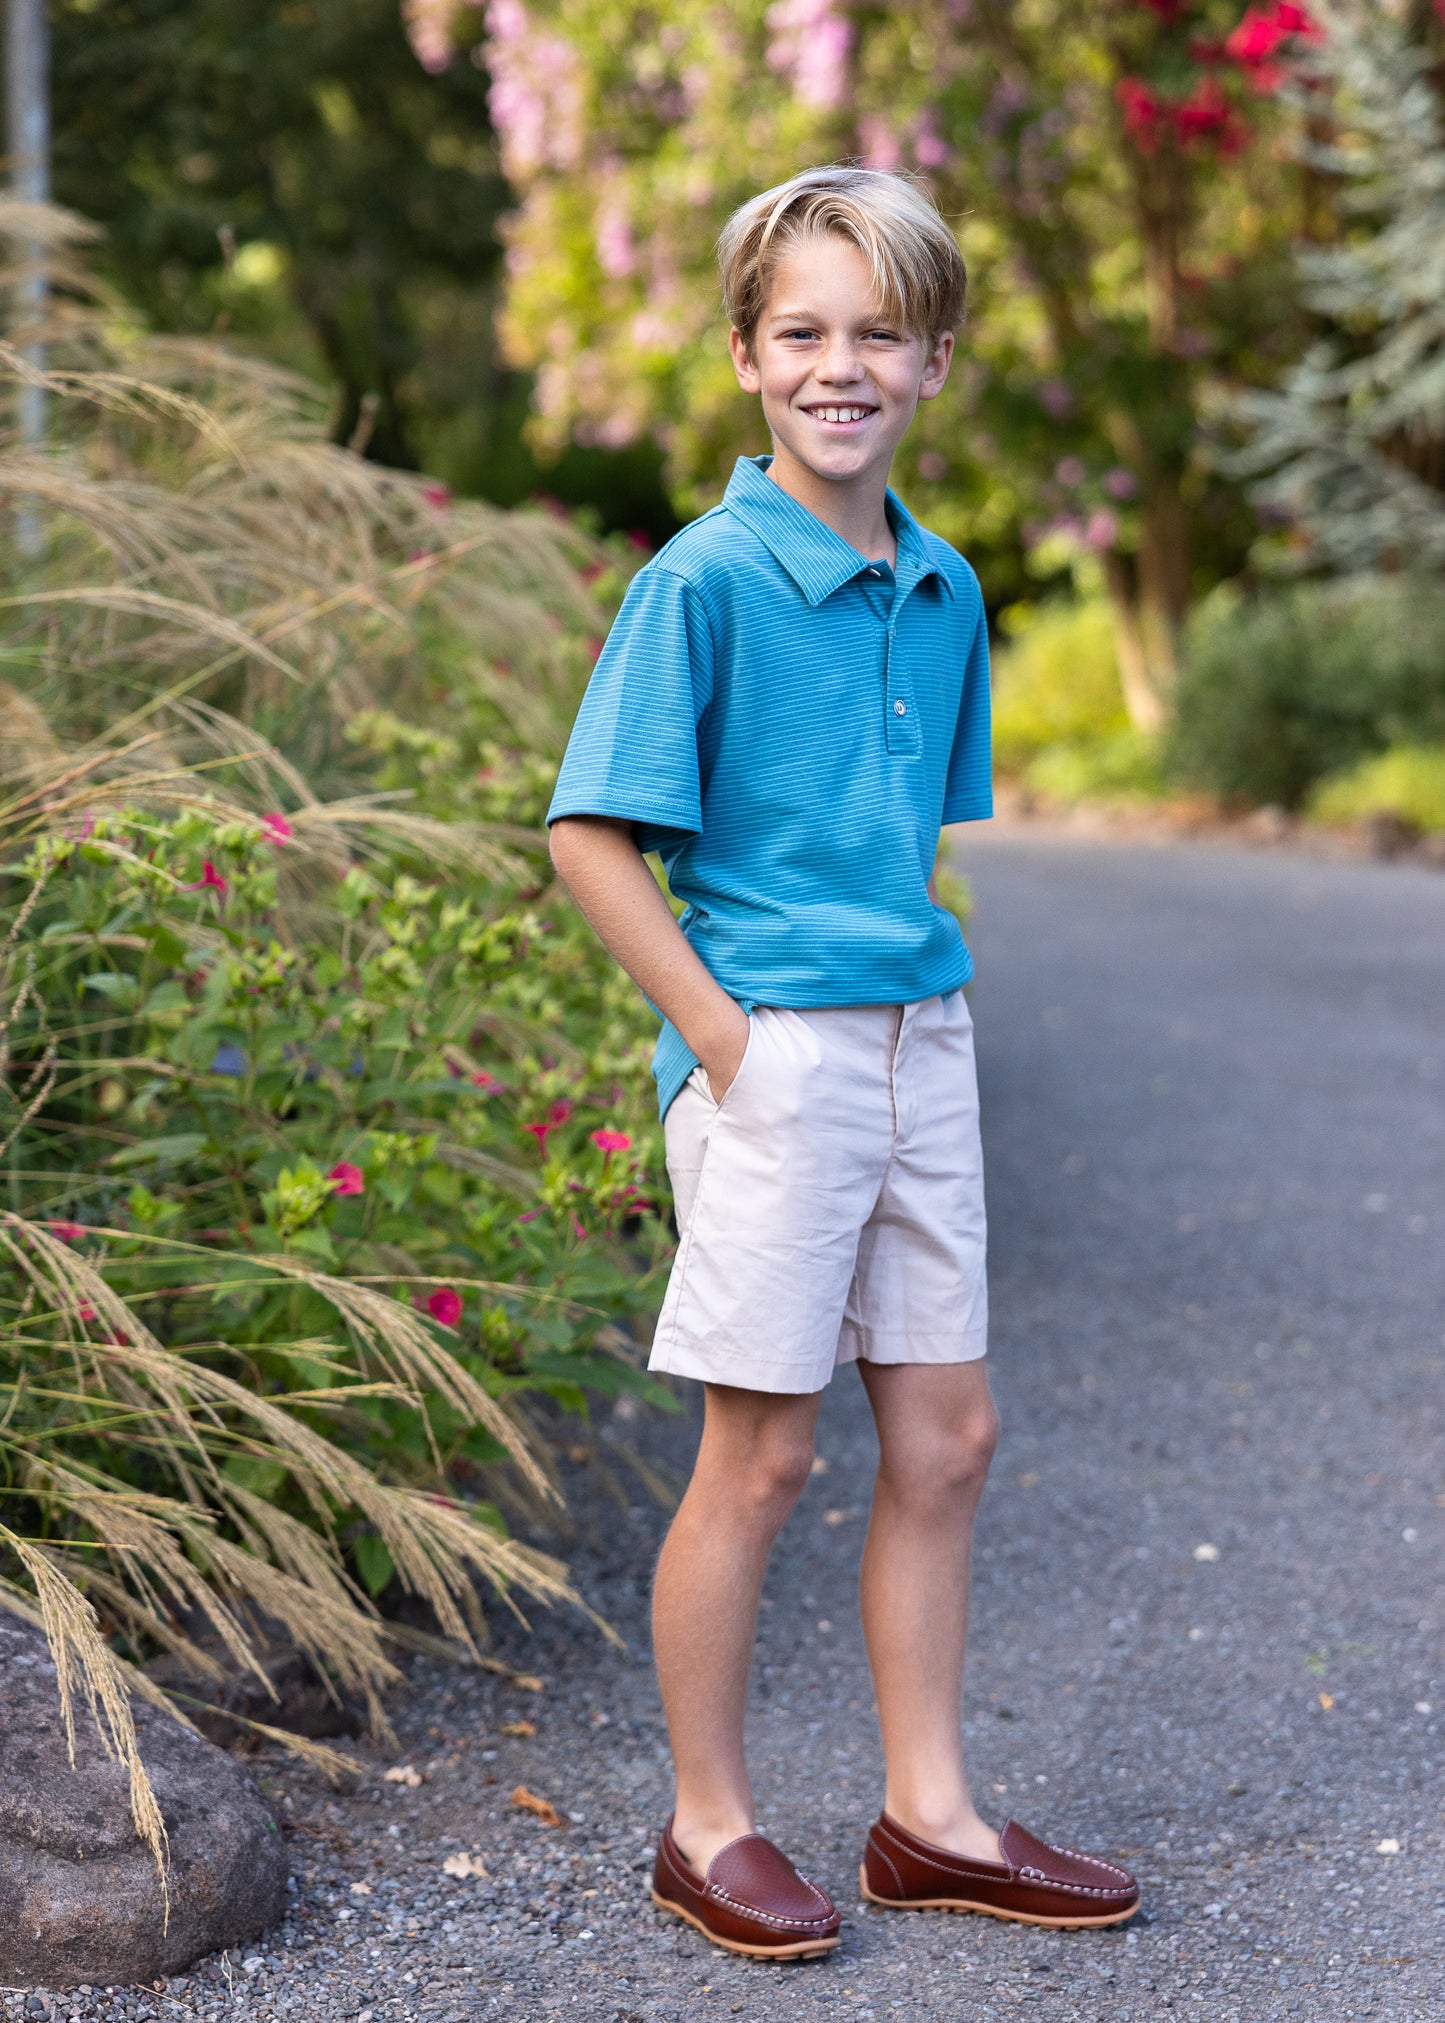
[472,1070,502,1092]
[328,1162,365,1196]
[49,1221,85,1242]
[570,1215,588,1242]
[590,1128,632,1154]
[186,861,228,895]
[261,812,293,846]
[422,482,453,511]
[78,1302,97,1322]
[524,1096,574,1147]
[427,1286,463,1327]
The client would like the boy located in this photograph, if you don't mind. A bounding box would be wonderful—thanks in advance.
[548,165,1139,1960]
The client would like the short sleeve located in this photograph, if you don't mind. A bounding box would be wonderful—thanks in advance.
[547,565,714,853]
[941,589,993,825]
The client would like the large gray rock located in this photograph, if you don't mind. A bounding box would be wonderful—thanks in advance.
[0,1616,289,1988]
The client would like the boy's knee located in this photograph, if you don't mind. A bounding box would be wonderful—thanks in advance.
[733,1427,815,1526]
[887,1391,998,1505]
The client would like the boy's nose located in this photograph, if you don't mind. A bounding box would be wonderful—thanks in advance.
[815,347,867,383]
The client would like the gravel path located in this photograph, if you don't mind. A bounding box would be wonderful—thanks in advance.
[12,834,1443,2023]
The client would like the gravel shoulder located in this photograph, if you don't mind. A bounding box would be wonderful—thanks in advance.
[8,834,1443,2023]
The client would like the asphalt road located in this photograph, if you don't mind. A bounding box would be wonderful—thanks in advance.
[26,834,1442,2023]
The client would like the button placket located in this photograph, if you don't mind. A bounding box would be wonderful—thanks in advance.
[884,577,920,755]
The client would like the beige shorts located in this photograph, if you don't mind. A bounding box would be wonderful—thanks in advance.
[650,993,988,1395]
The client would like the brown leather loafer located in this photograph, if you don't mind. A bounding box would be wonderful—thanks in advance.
[861,1813,1140,1929]
[651,1816,841,1959]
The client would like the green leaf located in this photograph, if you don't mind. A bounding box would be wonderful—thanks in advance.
[354,1534,394,1598]
[149,924,189,967]
[109,1132,207,1168]
[223,1453,287,1497]
[83,971,140,1007]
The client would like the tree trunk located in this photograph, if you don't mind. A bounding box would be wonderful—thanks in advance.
[1101,473,1190,734]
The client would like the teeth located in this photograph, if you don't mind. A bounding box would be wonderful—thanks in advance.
[814,407,870,423]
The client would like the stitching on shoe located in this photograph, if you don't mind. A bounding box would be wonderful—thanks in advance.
[869,1837,905,1895]
[1047,1843,1135,1885]
[705,1886,837,1931]
[1017,1866,1132,1897]
[876,1818,1010,1883]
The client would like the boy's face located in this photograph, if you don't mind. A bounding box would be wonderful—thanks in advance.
[729,233,953,495]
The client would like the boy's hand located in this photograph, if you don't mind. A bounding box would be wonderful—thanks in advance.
[699,1000,752,1106]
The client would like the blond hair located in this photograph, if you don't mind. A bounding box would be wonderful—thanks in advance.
[717,165,967,356]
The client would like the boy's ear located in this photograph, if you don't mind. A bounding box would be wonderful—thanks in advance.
[918,329,955,404]
[729,326,762,394]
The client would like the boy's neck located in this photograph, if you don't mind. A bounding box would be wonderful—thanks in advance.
[764,444,897,568]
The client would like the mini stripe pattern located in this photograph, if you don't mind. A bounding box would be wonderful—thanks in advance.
[548,455,993,1115]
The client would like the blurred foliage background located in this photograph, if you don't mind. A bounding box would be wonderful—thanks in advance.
[6,0,1445,1838]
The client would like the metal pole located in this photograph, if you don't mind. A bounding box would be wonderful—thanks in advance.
[6,0,49,554]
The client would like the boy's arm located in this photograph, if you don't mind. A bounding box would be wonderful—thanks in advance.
[549,815,751,1102]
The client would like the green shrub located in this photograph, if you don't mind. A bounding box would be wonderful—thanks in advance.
[0,229,661,1865]
[1170,580,1445,809]
[1309,744,1445,834]
[990,601,1128,774]
[1023,728,1163,805]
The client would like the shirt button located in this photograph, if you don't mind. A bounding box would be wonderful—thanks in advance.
[893,700,907,717]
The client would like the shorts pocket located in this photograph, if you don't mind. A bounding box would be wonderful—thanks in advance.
[705,1011,758,1112]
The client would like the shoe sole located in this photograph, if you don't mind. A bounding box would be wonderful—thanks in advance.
[651,1888,840,1959]
[859,1867,1139,1930]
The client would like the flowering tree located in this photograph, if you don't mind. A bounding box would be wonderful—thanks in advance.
[407,0,1314,726]
[1235,0,1445,572]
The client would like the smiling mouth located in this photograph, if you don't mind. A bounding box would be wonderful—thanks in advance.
[803,404,877,424]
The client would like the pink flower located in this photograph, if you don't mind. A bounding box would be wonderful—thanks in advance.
[427,1286,463,1327]
[186,861,228,895]
[570,1215,588,1241]
[422,481,453,511]
[1104,467,1138,501]
[765,0,853,110]
[1083,509,1121,551]
[78,1303,97,1322]
[328,1162,365,1196]
[261,812,293,846]
[472,1070,503,1092]
[50,1222,85,1242]
[590,1128,632,1153]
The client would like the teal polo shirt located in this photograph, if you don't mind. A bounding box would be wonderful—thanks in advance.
[548,454,992,1117]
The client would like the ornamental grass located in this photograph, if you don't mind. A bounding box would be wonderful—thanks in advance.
[0,200,667,1894]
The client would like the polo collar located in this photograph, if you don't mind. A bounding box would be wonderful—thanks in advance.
[722,455,953,607]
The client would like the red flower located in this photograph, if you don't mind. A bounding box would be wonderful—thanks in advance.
[427,1286,463,1327]
[261,812,293,846]
[421,481,453,511]
[328,1162,365,1196]
[472,1070,502,1092]
[49,1222,85,1242]
[77,1303,97,1322]
[1116,76,1165,151]
[1171,77,1248,153]
[186,860,228,895]
[548,1099,574,1125]
[1225,3,1317,90]
[590,1128,632,1154]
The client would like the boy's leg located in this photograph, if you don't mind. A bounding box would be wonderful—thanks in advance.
[858,1359,1001,1862]
[653,1380,823,1874]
